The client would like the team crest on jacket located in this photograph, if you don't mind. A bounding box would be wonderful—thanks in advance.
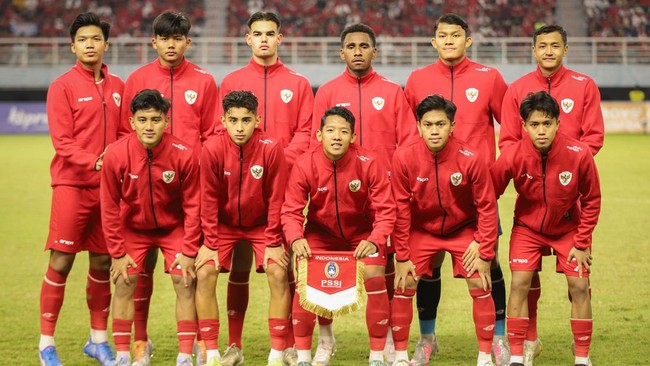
[325,261,340,278]
[250,165,264,179]
[372,97,385,111]
[349,179,361,192]
[162,170,175,184]
[559,171,572,186]
[185,90,198,105]
[465,88,479,102]
[112,93,121,107]
[450,172,463,186]
[561,98,574,113]
[280,89,293,103]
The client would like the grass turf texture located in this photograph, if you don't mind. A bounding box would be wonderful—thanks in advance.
[0,134,648,365]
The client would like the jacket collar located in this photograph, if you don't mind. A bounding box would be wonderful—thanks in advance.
[533,64,568,87]
[154,57,189,76]
[222,128,262,157]
[315,143,358,171]
[418,135,458,162]
[73,60,108,81]
[341,66,377,85]
[247,58,284,76]
[130,132,170,158]
[521,130,568,160]
[432,57,471,76]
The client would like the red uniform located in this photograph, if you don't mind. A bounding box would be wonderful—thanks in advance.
[100,133,201,273]
[218,59,313,166]
[200,129,287,271]
[499,65,604,155]
[120,58,219,147]
[404,58,507,166]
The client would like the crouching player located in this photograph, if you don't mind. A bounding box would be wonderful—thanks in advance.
[101,89,200,366]
[282,106,396,366]
[392,95,498,366]
[491,91,600,366]
[196,91,291,366]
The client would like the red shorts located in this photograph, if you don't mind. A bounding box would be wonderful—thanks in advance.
[215,224,280,273]
[304,230,386,267]
[45,186,107,254]
[123,225,185,276]
[509,225,589,277]
[409,225,481,279]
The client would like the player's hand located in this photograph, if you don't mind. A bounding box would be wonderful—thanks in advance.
[395,260,417,293]
[354,240,377,259]
[264,246,289,271]
[469,258,492,291]
[110,254,137,285]
[567,247,592,278]
[94,151,106,171]
[462,240,480,271]
[195,245,219,271]
[291,238,312,259]
[170,254,196,288]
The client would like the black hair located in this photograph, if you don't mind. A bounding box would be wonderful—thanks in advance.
[320,106,356,131]
[434,13,470,36]
[533,24,568,46]
[69,12,110,42]
[130,89,171,115]
[416,94,457,122]
[519,91,560,122]
[340,23,376,48]
[152,11,191,37]
[222,90,259,115]
[247,11,281,30]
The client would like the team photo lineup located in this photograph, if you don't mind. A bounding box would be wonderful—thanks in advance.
[37,7,604,366]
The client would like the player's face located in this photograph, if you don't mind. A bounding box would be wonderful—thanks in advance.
[340,32,376,77]
[317,115,357,161]
[152,34,191,68]
[246,20,282,64]
[533,31,567,76]
[221,107,260,146]
[417,109,454,153]
[130,108,168,149]
[523,110,560,153]
[70,25,108,68]
[432,23,472,66]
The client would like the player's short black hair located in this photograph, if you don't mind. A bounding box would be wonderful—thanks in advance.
[153,11,191,37]
[222,90,259,115]
[533,24,568,46]
[434,13,470,36]
[130,89,171,115]
[321,106,356,131]
[247,11,281,30]
[340,23,376,48]
[416,94,457,123]
[69,12,110,42]
[519,91,560,122]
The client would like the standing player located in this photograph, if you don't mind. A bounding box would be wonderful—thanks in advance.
[217,11,313,365]
[120,11,220,365]
[491,91,600,366]
[391,95,498,366]
[38,12,123,366]
[310,22,418,365]
[101,89,201,366]
[282,107,396,366]
[404,13,509,365]
[498,25,604,365]
[196,91,291,366]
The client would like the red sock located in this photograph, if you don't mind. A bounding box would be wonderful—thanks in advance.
[177,320,198,354]
[385,260,396,301]
[292,292,316,350]
[113,318,133,352]
[286,271,296,347]
[227,271,250,348]
[365,277,389,351]
[133,273,153,342]
[571,319,593,357]
[470,288,495,354]
[87,269,111,331]
[507,317,529,357]
[526,274,541,341]
[198,319,220,351]
[391,288,415,351]
[269,318,290,351]
[40,266,68,336]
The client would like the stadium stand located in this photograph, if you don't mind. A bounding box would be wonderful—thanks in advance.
[585,0,650,36]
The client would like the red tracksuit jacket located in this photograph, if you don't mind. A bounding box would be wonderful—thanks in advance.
[47,61,124,187]
[218,59,313,166]
[404,57,508,166]
[282,144,396,248]
[499,65,604,155]
[120,57,219,147]
[491,132,601,249]
[391,137,498,261]
[100,133,201,258]
[200,129,287,250]
[311,67,418,165]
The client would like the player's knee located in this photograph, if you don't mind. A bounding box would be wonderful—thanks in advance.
[88,252,112,271]
[48,250,76,274]
[567,278,590,300]
[510,272,533,294]
[364,265,385,280]
[196,266,217,294]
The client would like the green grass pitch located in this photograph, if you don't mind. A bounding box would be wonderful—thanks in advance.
[0,134,648,365]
